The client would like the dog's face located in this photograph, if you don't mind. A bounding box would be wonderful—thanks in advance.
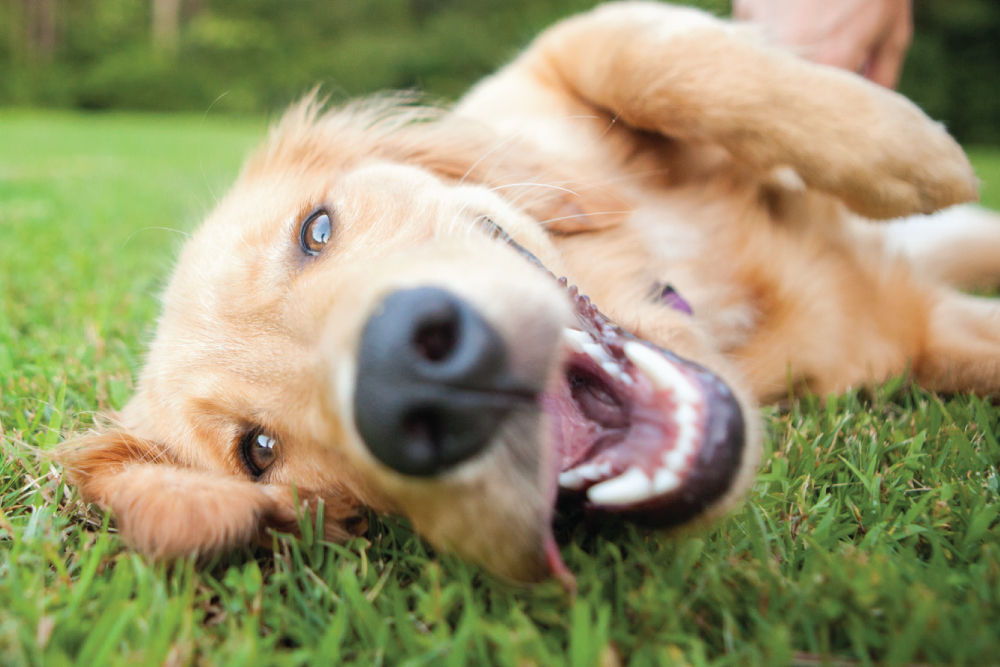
[62,104,759,583]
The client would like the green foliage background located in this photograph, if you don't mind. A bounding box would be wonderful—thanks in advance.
[1,0,997,142]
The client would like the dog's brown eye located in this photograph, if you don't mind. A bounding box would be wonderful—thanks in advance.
[299,208,334,255]
[240,430,278,477]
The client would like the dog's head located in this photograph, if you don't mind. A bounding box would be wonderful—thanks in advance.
[60,100,759,583]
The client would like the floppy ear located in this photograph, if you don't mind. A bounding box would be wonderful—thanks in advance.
[56,429,358,558]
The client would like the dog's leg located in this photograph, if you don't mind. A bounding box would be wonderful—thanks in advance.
[884,205,1000,290]
[514,1,976,219]
[916,291,1000,394]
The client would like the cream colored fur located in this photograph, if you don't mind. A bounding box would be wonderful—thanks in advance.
[59,2,1000,581]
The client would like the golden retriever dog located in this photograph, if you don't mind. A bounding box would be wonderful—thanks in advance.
[59,2,1000,584]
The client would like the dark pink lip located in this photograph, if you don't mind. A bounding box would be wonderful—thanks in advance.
[544,282,747,527]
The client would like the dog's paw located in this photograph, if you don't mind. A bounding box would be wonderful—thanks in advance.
[820,93,978,219]
[761,69,979,220]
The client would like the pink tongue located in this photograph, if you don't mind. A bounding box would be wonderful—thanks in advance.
[544,534,576,592]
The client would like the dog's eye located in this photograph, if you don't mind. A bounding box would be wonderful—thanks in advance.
[240,430,279,477]
[299,208,334,255]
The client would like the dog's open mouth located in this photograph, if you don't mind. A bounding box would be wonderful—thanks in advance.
[544,282,745,523]
[532,278,746,588]
[482,219,746,530]
[452,219,746,584]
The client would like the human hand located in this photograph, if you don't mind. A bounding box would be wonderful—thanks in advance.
[732,0,913,88]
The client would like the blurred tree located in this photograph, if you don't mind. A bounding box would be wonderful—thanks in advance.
[0,0,996,143]
[899,0,1000,144]
[151,0,181,54]
[9,0,58,63]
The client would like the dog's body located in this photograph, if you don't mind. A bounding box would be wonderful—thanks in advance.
[60,2,1000,583]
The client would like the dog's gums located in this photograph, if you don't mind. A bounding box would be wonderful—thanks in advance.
[489,217,744,521]
[547,282,744,521]
[486,210,745,520]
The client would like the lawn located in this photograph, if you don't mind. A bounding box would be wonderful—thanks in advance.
[1,110,999,665]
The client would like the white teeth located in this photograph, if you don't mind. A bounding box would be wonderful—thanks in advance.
[664,448,688,471]
[560,337,707,506]
[583,343,613,366]
[622,340,702,471]
[562,328,614,367]
[563,328,632,384]
[623,341,701,404]
[585,464,683,506]
[575,342,708,506]
[586,467,653,505]
[562,328,590,353]
[676,402,697,428]
[652,467,681,494]
[558,460,612,490]
[557,471,586,490]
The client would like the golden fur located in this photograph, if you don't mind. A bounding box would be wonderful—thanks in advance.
[59,2,1000,582]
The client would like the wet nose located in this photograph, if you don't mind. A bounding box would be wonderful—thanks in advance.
[353,287,529,476]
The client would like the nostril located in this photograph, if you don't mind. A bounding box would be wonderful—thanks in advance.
[413,316,459,362]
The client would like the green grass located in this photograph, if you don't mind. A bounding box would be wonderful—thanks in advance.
[1,110,999,665]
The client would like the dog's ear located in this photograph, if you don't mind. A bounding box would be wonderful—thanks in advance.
[56,429,306,558]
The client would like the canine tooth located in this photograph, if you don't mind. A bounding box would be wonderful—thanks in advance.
[623,342,700,403]
[587,467,654,505]
[652,467,681,494]
[562,328,590,353]
[601,361,621,377]
[583,343,613,365]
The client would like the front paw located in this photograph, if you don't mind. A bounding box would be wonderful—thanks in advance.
[804,77,978,219]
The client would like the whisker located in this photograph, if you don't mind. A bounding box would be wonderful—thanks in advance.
[457,132,522,186]
[489,182,581,197]
[445,199,478,236]
[536,209,632,227]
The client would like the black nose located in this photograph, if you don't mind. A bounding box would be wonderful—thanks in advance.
[353,287,530,476]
